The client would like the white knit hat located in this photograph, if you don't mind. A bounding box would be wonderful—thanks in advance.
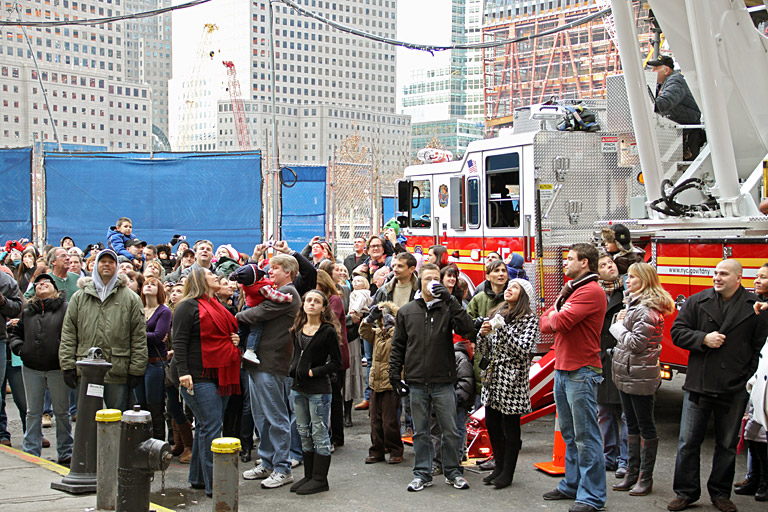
[216,244,239,261]
[508,278,534,304]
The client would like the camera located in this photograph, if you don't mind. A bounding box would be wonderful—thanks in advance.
[264,240,275,248]
[473,316,487,331]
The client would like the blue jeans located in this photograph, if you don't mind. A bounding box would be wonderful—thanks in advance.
[597,403,628,468]
[21,366,73,460]
[247,369,292,475]
[165,386,188,425]
[673,390,749,501]
[181,382,227,495]
[245,323,263,352]
[291,390,332,456]
[410,382,463,481]
[0,355,27,440]
[134,361,165,405]
[103,383,129,412]
[554,368,606,509]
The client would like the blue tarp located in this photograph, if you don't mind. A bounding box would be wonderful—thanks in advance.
[0,148,32,243]
[280,165,326,251]
[44,151,263,254]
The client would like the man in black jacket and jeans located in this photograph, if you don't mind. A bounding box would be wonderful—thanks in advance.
[668,259,768,512]
[389,263,474,492]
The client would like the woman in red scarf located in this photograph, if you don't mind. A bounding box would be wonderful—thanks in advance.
[172,268,240,498]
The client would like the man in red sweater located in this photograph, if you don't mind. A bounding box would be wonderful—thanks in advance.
[540,243,607,512]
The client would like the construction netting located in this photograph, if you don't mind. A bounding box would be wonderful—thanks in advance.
[279,165,327,251]
[0,147,33,242]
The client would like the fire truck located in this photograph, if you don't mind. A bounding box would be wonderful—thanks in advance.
[394,0,768,380]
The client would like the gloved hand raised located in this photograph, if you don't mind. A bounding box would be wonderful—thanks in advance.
[365,304,382,323]
[428,282,450,301]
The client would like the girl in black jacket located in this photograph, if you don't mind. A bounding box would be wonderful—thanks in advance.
[9,274,73,464]
[287,290,342,495]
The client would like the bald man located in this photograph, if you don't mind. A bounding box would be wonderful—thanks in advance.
[668,259,768,512]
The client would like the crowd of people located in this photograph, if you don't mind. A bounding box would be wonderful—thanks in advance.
[0,218,767,512]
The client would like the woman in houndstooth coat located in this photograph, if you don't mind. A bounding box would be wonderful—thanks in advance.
[476,278,538,489]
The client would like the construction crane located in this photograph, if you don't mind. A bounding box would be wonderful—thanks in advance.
[222,61,252,150]
[176,23,218,151]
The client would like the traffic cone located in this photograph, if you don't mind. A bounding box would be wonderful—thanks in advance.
[534,412,565,475]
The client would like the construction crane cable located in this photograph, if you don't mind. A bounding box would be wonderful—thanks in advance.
[0,0,210,27]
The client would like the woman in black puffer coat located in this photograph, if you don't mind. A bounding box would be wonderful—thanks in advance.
[9,274,73,464]
[609,262,674,497]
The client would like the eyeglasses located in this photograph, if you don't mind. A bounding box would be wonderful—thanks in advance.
[369,244,383,249]
[34,281,52,287]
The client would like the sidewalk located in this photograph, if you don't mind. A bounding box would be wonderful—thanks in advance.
[0,444,174,512]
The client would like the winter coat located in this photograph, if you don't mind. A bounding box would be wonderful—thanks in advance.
[454,339,476,409]
[236,282,301,376]
[598,287,625,404]
[609,295,665,396]
[343,252,367,277]
[671,286,768,398]
[477,313,538,415]
[747,340,768,436]
[360,318,396,393]
[214,257,240,278]
[328,294,350,370]
[106,227,136,261]
[289,322,342,395]
[469,283,506,394]
[59,274,148,384]
[654,71,701,125]
[389,294,474,385]
[371,273,418,307]
[9,294,67,372]
[0,270,23,342]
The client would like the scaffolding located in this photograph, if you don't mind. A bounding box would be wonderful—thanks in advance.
[483,2,653,132]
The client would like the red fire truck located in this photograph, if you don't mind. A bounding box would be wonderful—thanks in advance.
[394,0,768,380]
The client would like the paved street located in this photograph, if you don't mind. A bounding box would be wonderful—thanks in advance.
[1,374,764,511]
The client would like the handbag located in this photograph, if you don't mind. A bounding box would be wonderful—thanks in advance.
[154,345,174,388]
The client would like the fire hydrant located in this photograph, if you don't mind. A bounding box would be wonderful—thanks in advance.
[115,405,172,512]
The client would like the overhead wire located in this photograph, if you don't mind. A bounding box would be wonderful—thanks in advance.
[0,0,211,27]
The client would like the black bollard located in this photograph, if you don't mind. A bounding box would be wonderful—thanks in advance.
[52,347,112,494]
[116,405,173,512]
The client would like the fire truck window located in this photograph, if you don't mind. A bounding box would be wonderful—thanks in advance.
[485,154,520,229]
[468,178,480,227]
[409,179,431,228]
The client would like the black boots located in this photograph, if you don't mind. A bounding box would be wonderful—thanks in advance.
[629,437,658,496]
[613,434,640,491]
[296,453,331,495]
[146,403,166,441]
[492,439,521,489]
[483,438,504,484]
[290,451,315,492]
[344,400,353,428]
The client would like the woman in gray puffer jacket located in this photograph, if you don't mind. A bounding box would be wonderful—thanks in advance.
[609,262,674,497]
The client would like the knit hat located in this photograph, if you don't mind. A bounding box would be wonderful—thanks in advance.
[33,273,58,291]
[508,278,534,304]
[216,244,239,261]
[383,218,400,236]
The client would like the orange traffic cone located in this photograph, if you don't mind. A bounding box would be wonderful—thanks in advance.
[534,412,566,475]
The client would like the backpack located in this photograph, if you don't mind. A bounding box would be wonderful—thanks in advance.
[557,105,601,132]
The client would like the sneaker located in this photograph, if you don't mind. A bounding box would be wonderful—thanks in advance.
[291,458,301,468]
[431,465,443,476]
[242,463,271,480]
[543,488,574,500]
[446,476,470,490]
[261,471,293,489]
[407,478,433,492]
[242,349,260,365]
[42,414,52,428]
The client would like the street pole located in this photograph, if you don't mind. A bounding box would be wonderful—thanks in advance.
[267,0,280,241]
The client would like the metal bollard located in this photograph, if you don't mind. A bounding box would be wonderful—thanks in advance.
[116,405,172,512]
[212,437,242,512]
[52,347,112,494]
[96,409,122,510]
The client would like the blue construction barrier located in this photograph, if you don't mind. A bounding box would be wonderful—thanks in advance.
[0,147,33,243]
[280,165,326,251]
[44,151,263,254]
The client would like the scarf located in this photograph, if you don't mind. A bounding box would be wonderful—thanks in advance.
[599,277,624,296]
[554,273,599,311]
[198,296,241,396]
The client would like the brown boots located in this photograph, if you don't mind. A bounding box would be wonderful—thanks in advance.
[172,420,194,464]
[612,434,658,496]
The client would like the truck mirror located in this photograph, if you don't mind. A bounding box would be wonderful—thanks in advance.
[397,180,411,212]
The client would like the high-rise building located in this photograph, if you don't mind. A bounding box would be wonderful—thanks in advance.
[124,0,173,147]
[170,0,410,176]
[400,0,484,160]
[0,1,167,151]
